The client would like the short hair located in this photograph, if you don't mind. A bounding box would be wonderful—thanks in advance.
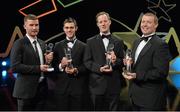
[63,17,77,27]
[96,11,111,22]
[143,12,158,25]
[24,14,38,23]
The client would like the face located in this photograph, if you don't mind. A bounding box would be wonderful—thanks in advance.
[140,15,158,36]
[97,14,111,33]
[24,19,39,38]
[63,22,77,39]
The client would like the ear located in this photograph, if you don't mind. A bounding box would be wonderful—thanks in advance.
[109,19,111,25]
[23,24,26,29]
[96,22,99,27]
[63,26,65,32]
[75,26,78,31]
[155,23,158,29]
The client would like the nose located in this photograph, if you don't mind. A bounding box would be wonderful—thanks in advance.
[32,25,37,29]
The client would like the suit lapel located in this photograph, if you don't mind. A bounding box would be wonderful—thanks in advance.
[137,43,151,62]
[37,39,45,53]
[134,39,152,66]
[96,35,106,53]
[62,39,68,56]
[132,39,141,64]
[71,40,79,58]
[37,39,46,63]
[24,37,40,63]
[109,35,115,46]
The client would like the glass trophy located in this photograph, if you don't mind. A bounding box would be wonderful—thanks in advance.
[45,43,54,72]
[124,49,132,73]
[64,47,73,69]
[106,43,114,68]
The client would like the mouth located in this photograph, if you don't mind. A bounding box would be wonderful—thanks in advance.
[32,30,38,33]
[142,27,148,31]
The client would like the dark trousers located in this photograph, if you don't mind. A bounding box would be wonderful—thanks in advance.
[55,93,83,111]
[17,80,48,111]
[91,94,120,111]
[131,99,166,111]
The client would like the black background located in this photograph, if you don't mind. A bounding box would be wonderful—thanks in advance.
[0,0,179,110]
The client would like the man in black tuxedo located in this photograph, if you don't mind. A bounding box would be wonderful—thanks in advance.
[49,17,88,110]
[84,11,125,111]
[123,12,171,110]
[10,14,53,111]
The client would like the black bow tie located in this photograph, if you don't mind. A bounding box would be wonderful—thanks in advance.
[140,36,152,42]
[66,39,74,43]
[101,34,111,39]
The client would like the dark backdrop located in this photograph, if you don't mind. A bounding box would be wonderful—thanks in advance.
[0,0,179,110]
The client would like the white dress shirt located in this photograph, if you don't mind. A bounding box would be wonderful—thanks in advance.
[134,33,155,63]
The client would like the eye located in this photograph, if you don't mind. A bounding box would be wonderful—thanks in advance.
[65,27,74,29]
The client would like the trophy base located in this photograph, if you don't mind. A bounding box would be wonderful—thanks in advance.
[47,67,54,72]
[39,76,45,82]
[123,67,132,75]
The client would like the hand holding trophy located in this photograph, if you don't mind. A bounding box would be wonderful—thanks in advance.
[125,49,132,73]
[106,43,114,69]
[64,47,73,69]
[45,43,54,72]
[122,49,136,79]
[122,49,134,75]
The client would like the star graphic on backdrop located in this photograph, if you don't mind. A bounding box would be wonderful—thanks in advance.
[19,0,83,18]
[147,0,176,22]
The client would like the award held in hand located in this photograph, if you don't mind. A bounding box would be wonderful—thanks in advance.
[64,47,73,69]
[124,49,132,73]
[106,43,114,68]
[45,43,54,72]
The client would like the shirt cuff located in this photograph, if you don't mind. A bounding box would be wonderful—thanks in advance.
[59,63,64,72]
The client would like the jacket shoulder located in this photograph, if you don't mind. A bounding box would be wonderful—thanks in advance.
[77,40,86,46]
[152,35,167,45]
[13,37,27,46]
[87,34,99,42]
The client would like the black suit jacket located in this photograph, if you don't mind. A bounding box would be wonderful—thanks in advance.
[84,34,125,94]
[51,39,88,95]
[130,35,171,109]
[10,36,46,99]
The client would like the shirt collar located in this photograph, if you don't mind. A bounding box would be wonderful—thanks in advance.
[66,36,76,41]
[66,36,77,44]
[100,32,111,36]
[142,32,155,38]
[26,34,38,44]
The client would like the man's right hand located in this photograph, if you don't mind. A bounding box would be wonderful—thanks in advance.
[100,65,112,73]
[61,57,71,68]
[40,64,49,72]
[122,71,136,80]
